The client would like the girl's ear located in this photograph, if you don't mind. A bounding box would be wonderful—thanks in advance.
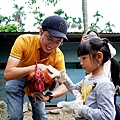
[96,51,103,63]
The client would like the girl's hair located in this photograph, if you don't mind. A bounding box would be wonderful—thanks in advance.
[86,30,100,37]
[77,37,120,87]
[111,57,120,87]
[77,38,111,64]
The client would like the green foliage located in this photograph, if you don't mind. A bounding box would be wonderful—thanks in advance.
[0,24,18,32]
[54,9,82,30]
[0,1,116,33]
[0,15,5,24]
[89,11,115,33]
[54,9,64,15]
[0,15,12,25]
[28,0,60,6]
[0,3,25,32]
[89,11,103,31]
[101,21,115,33]
[43,0,60,6]
[32,7,45,29]
[93,11,103,23]
[31,0,36,4]
[12,4,26,32]
[70,17,82,30]
[0,14,16,32]
[63,13,71,28]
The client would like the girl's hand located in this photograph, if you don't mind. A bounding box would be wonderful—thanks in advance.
[47,65,60,78]
[57,70,71,83]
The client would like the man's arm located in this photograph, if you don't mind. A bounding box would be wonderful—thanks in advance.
[52,83,68,99]
[35,83,68,102]
[4,56,35,80]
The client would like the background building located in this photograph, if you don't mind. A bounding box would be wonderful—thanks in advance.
[0,32,120,105]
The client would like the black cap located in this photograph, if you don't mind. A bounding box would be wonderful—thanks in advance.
[42,15,68,40]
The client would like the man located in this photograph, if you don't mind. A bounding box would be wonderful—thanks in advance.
[4,15,68,120]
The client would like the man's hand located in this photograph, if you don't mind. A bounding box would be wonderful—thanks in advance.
[31,92,49,102]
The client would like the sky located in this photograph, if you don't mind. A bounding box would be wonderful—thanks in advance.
[0,0,120,32]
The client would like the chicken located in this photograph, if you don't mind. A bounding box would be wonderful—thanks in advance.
[24,63,57,101]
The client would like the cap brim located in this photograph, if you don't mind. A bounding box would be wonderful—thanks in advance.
[47,28,68,41]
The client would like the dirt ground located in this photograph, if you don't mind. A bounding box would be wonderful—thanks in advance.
[24,111,75,120]
[23,104,120,120]
[23,107,75,120]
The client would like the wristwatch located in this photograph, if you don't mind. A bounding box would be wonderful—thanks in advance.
[45,92,53,102]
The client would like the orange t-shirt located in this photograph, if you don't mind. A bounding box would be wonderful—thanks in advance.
[10,34,65,71]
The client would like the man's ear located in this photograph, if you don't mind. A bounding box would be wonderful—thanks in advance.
[39,27,43,35]
[96,51,103,63]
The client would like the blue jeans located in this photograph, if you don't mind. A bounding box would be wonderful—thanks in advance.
[5,78,48,120]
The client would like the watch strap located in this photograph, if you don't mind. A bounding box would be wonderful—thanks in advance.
[45,92,53,102]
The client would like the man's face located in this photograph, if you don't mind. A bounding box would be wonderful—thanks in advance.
[40,31,63,53]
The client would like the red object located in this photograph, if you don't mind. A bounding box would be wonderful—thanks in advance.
[35,62,45,92]
[39,27,43,34]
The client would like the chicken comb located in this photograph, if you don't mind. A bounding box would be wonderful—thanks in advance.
[35,62,41,80]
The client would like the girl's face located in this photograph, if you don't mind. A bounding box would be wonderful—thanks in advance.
[40,31,63,53]
[79,54,100,73]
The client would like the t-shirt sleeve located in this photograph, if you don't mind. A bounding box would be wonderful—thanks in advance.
[10,35,25,59]
[54,49,66,71]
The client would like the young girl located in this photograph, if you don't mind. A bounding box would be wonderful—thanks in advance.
[81,30,120,120]
[58,38,116,120]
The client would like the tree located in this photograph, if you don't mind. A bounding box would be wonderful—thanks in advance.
[12,4,26,31]
[33,7,45,29]
[54,9,64,15]
[102,21,115,33]
[82,0,88,33]
[0,0,116,32]
[30,0,60,6]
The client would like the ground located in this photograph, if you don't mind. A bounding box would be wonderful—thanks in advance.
[23,107,75,120]
[24,111,75,120]
[23,104,120,120]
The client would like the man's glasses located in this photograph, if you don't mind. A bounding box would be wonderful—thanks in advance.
[44,34,63,46]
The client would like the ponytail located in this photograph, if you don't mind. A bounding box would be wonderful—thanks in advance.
[111,57,120,87]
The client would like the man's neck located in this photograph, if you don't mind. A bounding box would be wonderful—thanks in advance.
[39,48,49,60]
